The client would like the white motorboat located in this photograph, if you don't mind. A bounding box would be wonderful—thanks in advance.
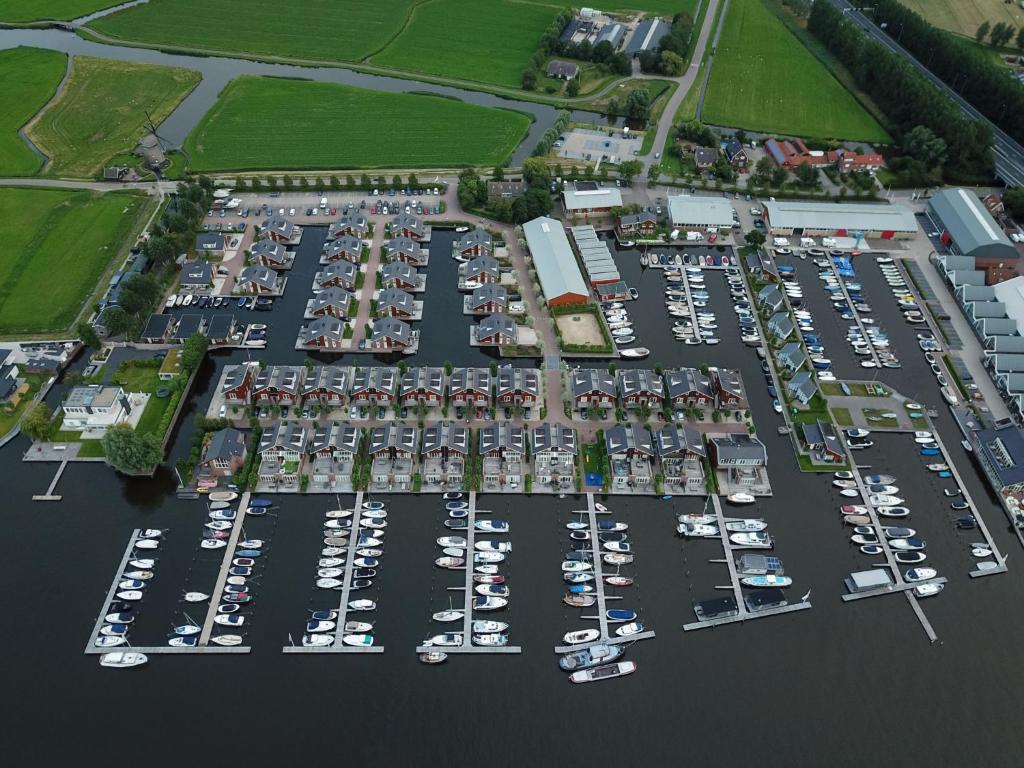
[615,622,644,637]
[128,559,155,570]
[832,479,857,489]
[839,489,861,498]
[726,493,755,505]
[619,347,650,359]
[442,547,465,557]
[214,614,244,626]
[677,513,716,525]
[205,520,232,531]
[344,621,373,633]
[424,633,463,647]
[913,583,944,598]
[201,540,227,550]
[99,651,148,669]
[473,620,508,634]
[362,509,388,519]
[562,560,594,572]
[869,495,903,506]
[905,567,937,582]
[237,539,263,549]
[432,610,464,622]
[363,501,385,511]
[725,519,767,532]
[302,634,334,647]
[210,634,243,647]
[473,596,508,610]
[877,506,910,518]
[741,574,793,588]
[316,578,344,589]
[677,522,718,537]
[474,540,511,553]
[435,556,465,569]
[319,558,344,568]
[356,548,383,557]
[563,629,601,644]
[173,624,201,636]
[473,633,508,647]
[100,624,128,637]
[94,636,126,648]
[306,620,336,633]
[603,553,633,565]
[348,599,376,611]
[437,536,467,548]
[122,570,153,581]
[322,546,346,556]
[569,660,637,684]
[926,463,949,472]
[134,539,159,550]
[325,509,353,519]
[474,551,505,563]
[342,634,375,647]
[729,532,772,548]
[115,590,143,601]
[105,612,134,624]
[209,491,238,502]
[183,591,209,603]
[317,568,344,578]
[566,521,588,530]
[846,428,871,439]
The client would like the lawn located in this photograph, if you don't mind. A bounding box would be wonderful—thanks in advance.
[184,76,532,170]
[89,0,419,63]
[897,0,1024,39]
[371,0,560,88]
[0,186,149,335]
[27,56,200,178]
[0,0,121,21]
[0,47,67,176]
[109,360,175,437]
[702,0,889,142]
[606,0,700,16]
[0,372,46,438]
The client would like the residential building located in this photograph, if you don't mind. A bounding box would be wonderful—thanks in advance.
[195,232,227,256]
[546,60,579,79]
[0,353,25,406]
[664,367,714,409]
[618,212,657,236]
[709,433,768,488]
[693,147,718,171]
[496,367,541,409]
[624,17,670,56]
[758,283,784,313]
[376,287,417,319]
[307,286,354,319]
[250,239,293,270]
[454,228,493,258]
[449,367,492,409]
[260,218,302,244]
[617,368,664,409]
[973,423,1024,497]
[253,365,305,406]
[461,255,499,286]
[474,313,518,347]
[316,260,358,291]
[466,284,508,316]
[298,317,347,350]
[258,421,307,489]
[330,213,368,240]
[571,368,616,412]
[654,424,706,492]
[531,423,577,489]
[605,423,655,489]
[390,213,426,241]
[487,181,526,202]
[205,315,236,345]
[236,265,283,295]
[196,428,247,487]
[61,385,132,431]
[763,137,883,172]
[141,313,174,344]
[369,423,417,489]
[381,261,420,291]
[802,420,844,463]
[420,421,468,488]
[401,366,446,408]
[480,423,526,489]
[571,224,621,286]
[927,188,1018,284]
[221,363,258,405]
[787,371,818,405]
[321,235,362,264]
[350,366,399,405]
[522,216,590,306]
[778,342,806,372]
[723,139,748,169]
[308,422,359,490]
[369,317,415,352]
[302,365,349,407]
[711,367,748,409]
[768,312,795,341]
[179,260,213,294]
[384,236,428,267]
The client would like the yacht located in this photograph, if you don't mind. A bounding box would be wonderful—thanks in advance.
[99,652,148,669]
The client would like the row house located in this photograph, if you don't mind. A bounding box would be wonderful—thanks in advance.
[330,213,368,240]
[369,317,415,352]
[384,237,428,267]
[260,218,302,245]
[253,365,305,406]
[258,421,307,490]
[605,423,655,490]
[460,255,499,288]
[571,368,616,412]
[376,287,417,319]
[420,421,468,488]
[249,239,293,270]
[298,317,347,350]
[302,365,348,407]
[474,313,518,347]
[381,261,421,292]
[369,423,418,490]
[480,423,526,490]
[665,367,714,409]
[308,422,360,490]
[454,228,493,258]
[221,362,259,405]
[531,422,577,489]
[350,366,399,406]
[465,284,507,316]
[401,366,445,408]
[617,368,664,409]
[390,213,426,241]
[495,367,540,409]
[710,367,748,409]
[450,367,492,409]
[316,260,358,291]
[236,265,284,295]
[321,235,362,264]
[308,286,354,319]
[709,433,769,491]
[654,424,706,492]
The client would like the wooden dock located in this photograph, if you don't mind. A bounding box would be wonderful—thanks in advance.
[840,576,948,602]
[198,492,252,648]
[83,529,143,654]
[32,459,67,501]
[417,491,522,655]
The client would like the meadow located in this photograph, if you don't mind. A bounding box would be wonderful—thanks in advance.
[897,0,1024,39]
[90,0,418,63]
[27,56,200,178]
[0,0,121,21]
[0,47,67,176]
[370,0,561,87]
[0,187,149,335]
[701,0,890,142]
[184,77,532,170]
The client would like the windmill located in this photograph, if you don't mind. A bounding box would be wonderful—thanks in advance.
[135,109,170,173]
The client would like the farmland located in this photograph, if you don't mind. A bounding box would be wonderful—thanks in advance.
[701,0,890,142]
[0,47,67,176]
[0,187,150,335]
[26,56,200,178]
[0,0,121,22]
[89,0,419,63]
[184,77,532,170]
[370,0,560,88]
[897,0,1024,39]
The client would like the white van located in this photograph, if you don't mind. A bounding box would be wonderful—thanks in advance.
[773,237,790,247]
[800,237,815,247]
[669,228,680,241]
[822,237,837,247]
[319,197,328,209]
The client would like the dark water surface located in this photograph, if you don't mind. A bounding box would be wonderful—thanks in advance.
[5,250,1024,765]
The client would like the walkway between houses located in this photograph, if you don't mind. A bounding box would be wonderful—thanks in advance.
[350,223,386,348]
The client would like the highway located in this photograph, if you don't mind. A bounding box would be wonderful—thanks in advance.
[830,0,1024,188]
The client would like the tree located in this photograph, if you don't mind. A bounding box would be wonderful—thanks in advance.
[521,68,537,90]
[607,97,620,116]
[794,162,819,188]
[659,50,686,76]
[118,273,162,316]
[457,169,488,210]
[624,88,652,121]
[1004,187,1024,219]
[618,160,643,184]
[770,166,788,187]
[753,156,774,186]
[360,173,371,188]
[408,173,419,188]
[144,235,176,267]
[103,423,163,473]
[977,21,991,43]
[180,332,209,372]
[101,306,133,338]
[522,157,551,187]
[77,321,101,349]
[744,229,766,248]
[392,174,402,187]
[1017,25,1024,51]
[22,402,55,442]
[492,165,505,181]
[566,78,580,97]
[902,125,947,169]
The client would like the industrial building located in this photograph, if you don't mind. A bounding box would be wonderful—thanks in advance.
[522,216,590,306]
[625,18,670,57]
[563,181,623,216]
[668,195,735,229]
[570,225,621,286]
[762,200,917,239]
[927,188,1018,284]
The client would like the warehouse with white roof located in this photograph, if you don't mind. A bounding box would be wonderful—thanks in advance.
[668,195,735,229]
[762,200,917,239]
[570,225,621,286]
[563,182,623,216]
[522,216,590,306]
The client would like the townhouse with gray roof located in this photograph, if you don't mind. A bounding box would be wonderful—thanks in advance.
[473,313,518,347]
[236,265,285,295]
[384,236,429,267]
[321,234,363,264]
[480,423,526,491]
[617,368,664,409]
[260,217,302,245]
[400,366,446,409]
[307,422,360,492]
[605,423,655,491]
[369,423,418,490]
[464,284,508,316]
[306,286,354,320]
[375,286,420,320]
[531,422,577,490]
[420,421,468,490]
[297,317,347,351]
[381,260,424,292]
[315,260,359,291]
[257,421,308,490]
[249,239,293,270]
[369,317,416,353]
[654,424,705,493]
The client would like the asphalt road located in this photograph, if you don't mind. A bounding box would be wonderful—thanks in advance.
[829,0,1024,188]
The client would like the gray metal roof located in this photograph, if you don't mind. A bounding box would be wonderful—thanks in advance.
[764,200,917,233]
[668,195,734,228]
[929,189,1016,260]
[624,18,670,54]
[522,216,589,303]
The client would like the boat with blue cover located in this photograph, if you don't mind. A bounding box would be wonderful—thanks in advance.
[250,498,272,507]
[606,609,637,623]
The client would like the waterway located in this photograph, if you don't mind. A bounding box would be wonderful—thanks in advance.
[6,241,1024,764]
[0,26,600,165]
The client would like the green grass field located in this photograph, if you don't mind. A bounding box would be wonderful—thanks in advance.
[0,47,67,176]
[0,187,149,335]
[898,0,1024,39]
[371,0,560,87]
[27,56,200,178]
[606,0,700,16]
[184,76,532,170]
[0,0,121,21]
[90,0,419,63]
[702,0,889,142]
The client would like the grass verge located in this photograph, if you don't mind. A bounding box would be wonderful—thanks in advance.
[0,47,67,176]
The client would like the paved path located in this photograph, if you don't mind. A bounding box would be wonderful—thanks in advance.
[351,225,385,348]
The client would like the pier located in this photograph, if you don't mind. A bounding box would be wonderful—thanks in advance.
[32,459,67,501]
[416,492,522,655]
[827,258,881,367]
[682,495,812,632]
[198,492,252,648]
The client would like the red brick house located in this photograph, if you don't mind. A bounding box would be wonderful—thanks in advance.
[616,368,664,409]
[495,367,540,407]
[350,367,399,405]
[401,366,445,407]
[711,367,748,408]
[664,367,714,409]
[253,365,305,406]
[453,228,493,258]
[571,369,616,411]
[221,362,258,405]
[302,365,348,406]
[449,367,492,407]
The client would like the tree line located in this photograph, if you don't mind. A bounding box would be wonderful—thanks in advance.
[807,1,994,180]
[860,0,1024,146]
[975,20,1024,50]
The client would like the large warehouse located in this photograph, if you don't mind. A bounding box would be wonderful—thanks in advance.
[523,216,590,306]
[762,200,917,239]
[928,189,1017,280]
[669,195,735,229]
[570,225,621,286]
